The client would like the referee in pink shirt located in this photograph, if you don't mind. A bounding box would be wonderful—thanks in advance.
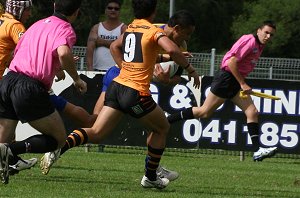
[167,21,277,162]
[0,0,86,184]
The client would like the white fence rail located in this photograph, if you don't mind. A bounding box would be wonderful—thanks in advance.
[73,46,300,81]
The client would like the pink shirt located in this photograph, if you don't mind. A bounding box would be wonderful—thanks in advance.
[221,34,264,77]
[9,16,76,89]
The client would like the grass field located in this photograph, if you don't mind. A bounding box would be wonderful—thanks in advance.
[1,146,300,198]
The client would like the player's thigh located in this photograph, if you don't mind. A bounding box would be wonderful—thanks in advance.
[197,91,225,116]
[139,105,170,134]
[231,93,257,112]
[93,92,105,115]
[0,119,18,143]
[28,110,66,145]
[89,106,123,141]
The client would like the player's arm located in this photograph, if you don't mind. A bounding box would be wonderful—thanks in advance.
[110,34,124,69]
[157,36,200,88]
[120,24,127,34]
[57,45,87,94]
[86,24,98,71]
[227,56,251,93]
[170,67,183,85]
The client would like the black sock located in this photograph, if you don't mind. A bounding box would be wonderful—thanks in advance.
[9,134,58,155]
[60,128,88,155]
[145,145,164,181]
[247,122,259,151]
[167,107,194,123]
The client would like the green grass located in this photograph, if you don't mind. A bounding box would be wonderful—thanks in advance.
[1,147,300,198]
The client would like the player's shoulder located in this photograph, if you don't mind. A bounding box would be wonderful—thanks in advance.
[153,23,166,28]
[239,34,255,42]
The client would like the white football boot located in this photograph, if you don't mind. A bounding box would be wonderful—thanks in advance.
[253,147,277,161]
[141,175,169,189]
[40,149,61,175]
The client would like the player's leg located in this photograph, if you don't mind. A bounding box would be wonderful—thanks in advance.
[139,104,170,189]
[40,105,124,175]
[0,119,38,175]
[0,110,67,183]
[232,94,277,161]
[49,92,97,128]
[0,119,18,183]
[146,131,179,181]
[232,94,259,149]
[62,102,97,128]
[0,72,69,183]
[167,91,225,123]
[93,92,105,115]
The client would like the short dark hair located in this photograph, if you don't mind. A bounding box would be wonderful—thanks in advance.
[260,20,276,30]
[105,0,121,8]
[168,10,195,29]
[132,0,157,19]
[54,0,82,16]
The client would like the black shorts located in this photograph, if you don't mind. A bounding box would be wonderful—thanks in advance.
[210,69,241,99]
[104,81,157,118]
[0,71,55,123]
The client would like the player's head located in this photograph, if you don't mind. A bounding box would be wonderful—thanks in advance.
[256,20,276,45]
[168,10,196,44]
[5,0,32,21]
[105,0,122,19]
[132,0,157,20]
[54,0,82,20]
[105,0,121,8]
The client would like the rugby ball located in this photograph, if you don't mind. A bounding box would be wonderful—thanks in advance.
[154,61,179,78]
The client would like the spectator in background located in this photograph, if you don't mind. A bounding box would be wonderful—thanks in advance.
[86,0,127,71]
[167,20,278,162]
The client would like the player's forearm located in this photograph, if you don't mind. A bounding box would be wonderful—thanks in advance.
[228,57,245,86]
[57,46,80,82]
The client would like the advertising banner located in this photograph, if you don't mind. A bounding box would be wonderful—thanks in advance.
[16,72,300,154]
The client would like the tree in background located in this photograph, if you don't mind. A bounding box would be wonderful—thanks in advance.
[231,0,300,58]
[172,0,244,54]
[2,0,300,58]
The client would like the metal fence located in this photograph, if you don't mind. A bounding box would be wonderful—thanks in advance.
[73,46,300,81]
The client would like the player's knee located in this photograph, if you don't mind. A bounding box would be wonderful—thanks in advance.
[154,121,170,136]
[245,107,259,118]
[194,110,212,119]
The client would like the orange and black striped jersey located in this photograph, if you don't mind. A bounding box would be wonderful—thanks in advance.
[114,19,166,95]
[0,13,26,78]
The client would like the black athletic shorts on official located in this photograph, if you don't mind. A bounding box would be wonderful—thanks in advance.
[104,81,157,118]
[210,69,241,99]
[0,71,55,123]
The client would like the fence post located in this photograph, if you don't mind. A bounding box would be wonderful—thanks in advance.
[269,66,273,79]
[80,57,84,70]
[210,48,216,76]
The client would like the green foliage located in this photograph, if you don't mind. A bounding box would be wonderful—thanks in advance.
[232,0,300,58]
[1,148,300,197]
[7,0,300,58]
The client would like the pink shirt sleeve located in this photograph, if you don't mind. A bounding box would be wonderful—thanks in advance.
[221,34,263,77]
